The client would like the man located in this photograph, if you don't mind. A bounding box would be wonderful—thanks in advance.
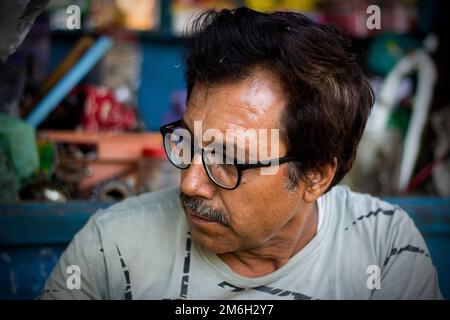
[41,8,442,300]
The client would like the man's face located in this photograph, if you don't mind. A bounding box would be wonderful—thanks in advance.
[180,68,309,254]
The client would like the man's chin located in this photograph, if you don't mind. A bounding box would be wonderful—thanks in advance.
[189,227,236,255]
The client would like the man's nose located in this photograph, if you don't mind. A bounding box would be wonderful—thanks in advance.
[180,153,215,198]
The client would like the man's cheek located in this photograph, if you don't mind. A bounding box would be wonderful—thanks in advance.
[235,214,269,235]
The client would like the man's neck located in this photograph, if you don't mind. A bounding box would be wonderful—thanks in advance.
[217,201,318,278]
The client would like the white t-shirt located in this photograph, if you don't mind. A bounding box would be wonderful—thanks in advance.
[41,185,442,300]
[316,195,324,232]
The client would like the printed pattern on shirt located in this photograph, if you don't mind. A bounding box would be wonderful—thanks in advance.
[217,281,313,300]
[179,231,192,299]
[345,207,397,231]
[383,245,430,267]
[116,244,132,300]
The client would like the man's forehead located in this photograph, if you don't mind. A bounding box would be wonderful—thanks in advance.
[184,68,286,133]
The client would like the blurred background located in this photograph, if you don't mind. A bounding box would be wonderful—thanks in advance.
[0,0,449,299]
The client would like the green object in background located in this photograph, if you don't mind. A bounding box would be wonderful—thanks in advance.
[0,113,39,181]
[367,32,421,76]
[0,149,20,201]
[388,105,412,139]
[37,140,56,179]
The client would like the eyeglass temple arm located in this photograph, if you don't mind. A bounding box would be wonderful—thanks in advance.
[237,156,295,170]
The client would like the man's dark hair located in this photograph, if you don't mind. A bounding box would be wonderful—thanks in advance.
[184,7,374,190]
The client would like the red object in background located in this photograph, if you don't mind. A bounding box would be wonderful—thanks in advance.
[383,1,416,34]
[142,147,167,159]
[81,85,137,131]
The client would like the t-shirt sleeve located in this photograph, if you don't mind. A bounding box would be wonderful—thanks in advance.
[371,209,443,300]
[39,212,108,300]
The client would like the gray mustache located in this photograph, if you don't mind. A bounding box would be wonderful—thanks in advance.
[179,193,230,226]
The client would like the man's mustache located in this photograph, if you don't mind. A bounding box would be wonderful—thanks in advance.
[179,193,230,227]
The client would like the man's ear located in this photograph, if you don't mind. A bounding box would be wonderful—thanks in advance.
[303,158,337,203]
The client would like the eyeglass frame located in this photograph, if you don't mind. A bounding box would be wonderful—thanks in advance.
[160,119,295,190]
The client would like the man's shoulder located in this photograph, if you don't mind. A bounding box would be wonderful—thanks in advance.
[90,187,185,237]
[320,186,439,299]
[326,185,412,230]
[325,185,419,255]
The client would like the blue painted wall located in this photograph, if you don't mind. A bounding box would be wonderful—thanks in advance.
[138,39,186,130]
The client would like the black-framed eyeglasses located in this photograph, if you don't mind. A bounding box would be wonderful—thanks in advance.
[160,120,295,190]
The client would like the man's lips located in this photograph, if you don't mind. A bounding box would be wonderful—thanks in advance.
[184,207,217,223]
